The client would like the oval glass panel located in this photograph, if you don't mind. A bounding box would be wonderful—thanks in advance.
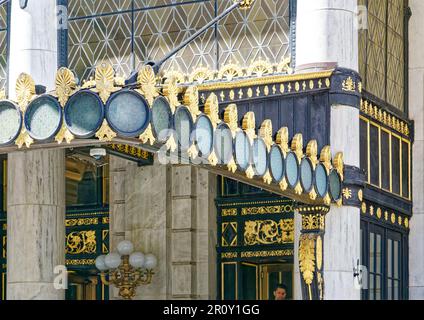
[252,138,268,176]
[194,115,213,157]
[315,163,329,198]
[300,158,313,192]
[234,131,251,171]
[285,152,299,188]
[214,123,233,165]
[151,96,172,142]
[0,101,22,146]
[64,90,104,138]
[174,106,193,151]
[106,90,150,137]
[24,95,62,140]
[329,170,342,201]
[269,145,285,182]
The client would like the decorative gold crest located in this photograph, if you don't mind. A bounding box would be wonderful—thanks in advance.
[247,59,272,77]
[163,75,180,113]
[15,73,36,111]
[306,140,319,168]
[55,123,75,144]
[239,0,255,9]
[242,111,256,141]
[95,119,117,142]
[342,188,352,199]
[189,66,213,84]
[137,65,159,106]
[139,124,156,146]
[224,104,239,136]
[91,63,119,104]
[291,133,303,161]
[204,93,221,128]
[259,120,273,151]
[55,68,77,107]
[276,56,293,74]
[333,152,344,181]
[183,86,200,120]
[319,146,332,172]
[218,63,243,81]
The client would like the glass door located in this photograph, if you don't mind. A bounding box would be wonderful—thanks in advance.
[259,264,293,300]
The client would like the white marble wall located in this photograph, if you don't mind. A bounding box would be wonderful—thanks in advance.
[408,0,424,300]
[297,0,361,300]
[6,0,65,300]
[108,156,217,300]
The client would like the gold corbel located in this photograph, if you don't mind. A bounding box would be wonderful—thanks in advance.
[183,86,200,121]
[242,111,256,141]
[309,189,317,201]
[139,124,156,146]
[92,63,119,104]
[245,165,255,179]
[259,120,273,151]
[306,140,319,169]
[333,152,344,181]
[227,157,237,173]
[279,178,288,191]
[55,123,74,144]
[263,170,272,184]
[294,182,303,195]
[204,93,221,128]
[95,119,117,142]
[55,67,77,107]
[15,73,36,112]
[136,65,159,106]
[224,104,239,137]
[319,146,332,172]
[291,133,303,161]
[323,194,331,206]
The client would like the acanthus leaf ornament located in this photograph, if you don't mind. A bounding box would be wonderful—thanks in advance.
[276,127,289,154]
[165,135,178,152]
[306,140,319,169]
[189,66,212,84]
[333,152,344,181]
[259,120,273,151]
[218,63,242,81]
[207,150,218,166]
[299,234,316,299]
[294,182,303,195]
[137,65,159,106]
[242,111,256,141]
[204,93,221,128]
[245,165,255,179]
[55,123,75,144]
[15,128,33,149]
[279,179,288,191]
[139,124,156,146]
[227,157,238,173]
[55,67,77,107]
[96,119,117,142]
[263,170,272,184]
[291,133,303,161]
[162,75,180,113]
[183,86,200,120]
[92,63,119,104]
[320,146,332,172]
[16,73,36,112]
[187,144,199,159]
[224,104,239,137]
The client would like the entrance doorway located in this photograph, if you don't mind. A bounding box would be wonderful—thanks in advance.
[259,264,293,300]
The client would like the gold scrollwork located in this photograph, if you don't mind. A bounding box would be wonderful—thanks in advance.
[259,120,273,151]
[96,119,117,142]
[137,65,159,106]
[299,234,316,289]
[92,63,119,104]
[242,111,256,141]
[66,231,97,255]
[55,67,77,107]
[241,204,293,215]
[65,218,98,227]
[244,219,294,245]
[302,214,325,231]
[320,146,332,172]
[224,104,239,136]
[342,76,356,92]
[15,73,36,111]
[221,208,237,216]
[291,133,303,161]
[183,86,200,120]
[240,249,294,258]
[204,93,221,128]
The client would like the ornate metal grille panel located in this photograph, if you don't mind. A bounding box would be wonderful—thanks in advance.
[359,0,406,111]
[68,0,291,81]
[0,2,9,92]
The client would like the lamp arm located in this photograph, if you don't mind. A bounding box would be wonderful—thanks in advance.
[99,272,111,286]
[137,270,154,285]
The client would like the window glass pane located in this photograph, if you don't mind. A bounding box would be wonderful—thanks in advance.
[401,141,409,198]
[381,130,390,190]
[370,233,375,272]
[369,274,375,300]
[387,239,392,278]
[376,234,382,274]
[394,241,399,279]
[392,136,401,194]
[375,275,381,300]
[394,280,399,300]
[370,125,380,186]
[387,278,392,300]
[360,120,368,174]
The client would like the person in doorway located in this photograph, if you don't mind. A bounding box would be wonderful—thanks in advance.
[273,283,288,300]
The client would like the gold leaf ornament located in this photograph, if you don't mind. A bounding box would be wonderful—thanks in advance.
[163,75,180,113]
[92,63,119,104]
[139,124,156,146]
[204,93,221,128]
[299,234,316,286]
[15,73,36,111]
[55,67,76,107]
[137,65,159,106]
[259,120,273,151]
[96,119,117,142]
[224,104,239,137]
[183,86,200,120]
[55,123,75,144]
[15,128,34,148]
[242,111,256,141]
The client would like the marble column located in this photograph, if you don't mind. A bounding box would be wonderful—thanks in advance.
[7,0,65,300]
[408,0,424,300]
[108,157,217,300]
[297,0,360,300]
